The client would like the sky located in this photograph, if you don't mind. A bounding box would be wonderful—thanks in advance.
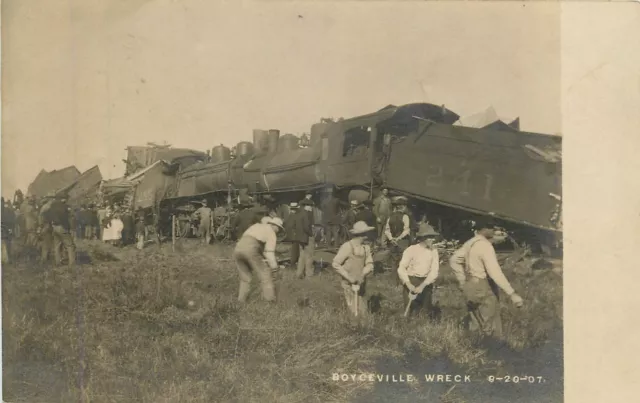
[3,0,563,196]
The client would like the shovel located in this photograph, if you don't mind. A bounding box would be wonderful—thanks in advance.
[351,284,361,316]
[404,291,418,317]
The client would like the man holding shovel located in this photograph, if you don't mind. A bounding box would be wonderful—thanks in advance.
[449,217,524,339]
[332,221,375,316]
[397,223,440,318]
[234,217,285,303]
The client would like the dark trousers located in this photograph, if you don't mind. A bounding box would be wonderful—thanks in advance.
[403,276,435,317]
[52,225,76,265]
[325,224,340,248]
[76,225,84,239]
[389,238,410,284]
[289,241,299,267]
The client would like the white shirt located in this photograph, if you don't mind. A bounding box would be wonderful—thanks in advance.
[449,234,515,295]
[242,223,278,268]
[243,223,277,252]
[397,244,439,285]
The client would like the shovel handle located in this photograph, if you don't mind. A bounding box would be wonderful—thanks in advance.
[354,288,359,317]
[403,293,416,317]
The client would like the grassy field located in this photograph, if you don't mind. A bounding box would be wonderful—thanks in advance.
[2,239,563,403]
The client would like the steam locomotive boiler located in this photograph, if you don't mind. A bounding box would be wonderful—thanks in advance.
[162,103,562,246]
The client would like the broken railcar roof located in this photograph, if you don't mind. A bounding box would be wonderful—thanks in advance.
[27,165,81,198]
[56,165,103,203]
[335,103,460,135]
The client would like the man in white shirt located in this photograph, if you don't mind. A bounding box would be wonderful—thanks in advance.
[234,217,284,303]
[397,223,440,318]
[449,217,524,339]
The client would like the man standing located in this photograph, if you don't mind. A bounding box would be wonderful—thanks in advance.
[397,223,440,318]
[449,218,524,339]
[193,200,213,244]
[233,202,260,240]
[121,208,135,246]
[96,204,107,241]
[1,199,14,263]
[343,199,361,231]
[135,208,146,250]
[74,206,85,240]
[283,202,299,269]
[385,196,412,274]
[356,200,377,228]
[294,199,315,279]
[373,187,392,246]
[321,191,341,248]
[42,194,76,265]
[332,221,376,317]
[38,195,55,264]
[302,191,313,203]
[234,217,285,303]
[84,204,97,240]
[21,198,40,260]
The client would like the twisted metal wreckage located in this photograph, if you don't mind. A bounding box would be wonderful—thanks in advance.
[30,102,562,250]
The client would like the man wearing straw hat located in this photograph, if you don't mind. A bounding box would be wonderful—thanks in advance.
[332,221,376,316]
[234,216,285,303]
[397,223,441,318]
[449,217,524,339]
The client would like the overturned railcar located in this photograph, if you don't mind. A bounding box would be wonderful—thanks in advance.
[373,104,562,232]
[162,103,562,244]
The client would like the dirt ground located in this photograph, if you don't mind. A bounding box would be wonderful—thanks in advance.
[2,239,563,403]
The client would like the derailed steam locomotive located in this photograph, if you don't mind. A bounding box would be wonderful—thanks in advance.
[157,103,561,248]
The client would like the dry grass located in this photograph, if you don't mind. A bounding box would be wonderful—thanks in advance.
[2,240,563,403]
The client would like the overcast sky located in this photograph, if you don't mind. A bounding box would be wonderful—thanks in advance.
[3,0,562,196]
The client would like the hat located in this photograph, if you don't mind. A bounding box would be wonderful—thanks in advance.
[266,217,285,230]
[349,199,361,207]
[392,196,408,205]
[300,199,314,206]
[349,221,375,235]
[289,202,299,208]
[474,217,497,230]
[415,223,439,238]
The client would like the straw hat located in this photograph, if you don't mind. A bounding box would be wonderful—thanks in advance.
[349,221,375,235]
[349,199,361,208]
[266,217,285,230]
[300,199,314,206]
[392,196,408,205]
[415,223,439,238]
[289,202,299,209]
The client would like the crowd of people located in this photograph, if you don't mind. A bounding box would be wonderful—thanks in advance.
[1,186,524,340]
[0,193,150,265]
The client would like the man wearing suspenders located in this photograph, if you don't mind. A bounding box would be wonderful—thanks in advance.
[449,218,524,339]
